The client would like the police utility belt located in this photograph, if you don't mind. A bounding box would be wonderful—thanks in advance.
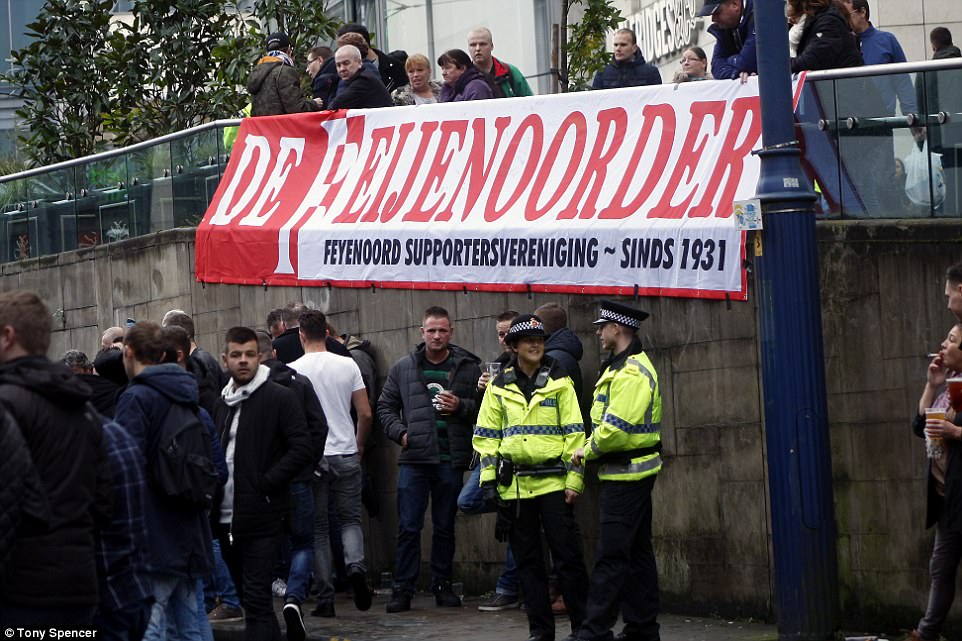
[594,442,662,465]
[496,456,565,486]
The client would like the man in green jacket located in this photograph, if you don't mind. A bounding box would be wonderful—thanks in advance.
[247,32,323,117]
[573,300,662,641]
[468,27,534,98]
[474,313,587,641]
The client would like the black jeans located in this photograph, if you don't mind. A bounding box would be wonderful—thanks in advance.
[509,490,588,640]
[217,524,283,641]
[579,476,659,641]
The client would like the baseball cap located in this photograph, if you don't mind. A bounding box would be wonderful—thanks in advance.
[266,32,291,51]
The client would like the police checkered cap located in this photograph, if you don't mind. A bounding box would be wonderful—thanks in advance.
[506,313,546,343]
[592,300,649,328]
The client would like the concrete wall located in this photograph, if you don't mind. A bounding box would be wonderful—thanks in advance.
[2,220,959,632]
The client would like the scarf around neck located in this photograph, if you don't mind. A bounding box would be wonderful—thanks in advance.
[222,363,270,407]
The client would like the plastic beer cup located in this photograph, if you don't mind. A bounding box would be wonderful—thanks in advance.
[948,377,962,411]
[926,407,947,449]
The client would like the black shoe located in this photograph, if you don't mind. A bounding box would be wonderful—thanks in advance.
[523,636,553,641]
[432,580,462,607]
[282,602,306,641]
[349,568,372,611]
[309,601,335,617]
[386,588,411,613]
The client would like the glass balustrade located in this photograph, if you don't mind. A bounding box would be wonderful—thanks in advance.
[0,61,958,265]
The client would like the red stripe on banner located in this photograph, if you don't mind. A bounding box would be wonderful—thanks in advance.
[195,81,794,301]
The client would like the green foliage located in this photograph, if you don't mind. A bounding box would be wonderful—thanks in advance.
[252,0,342,52]
[5,0,342,164]
[565,0,623,92]
[4,0,115,166]
[104,0,254,145]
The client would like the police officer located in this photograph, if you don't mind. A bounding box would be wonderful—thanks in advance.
[573,300,662,641]
[474,314,589,641]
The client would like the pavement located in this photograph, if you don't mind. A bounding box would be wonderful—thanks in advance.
[210,590,779,641]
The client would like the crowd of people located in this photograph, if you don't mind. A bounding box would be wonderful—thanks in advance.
[0,293,664,641]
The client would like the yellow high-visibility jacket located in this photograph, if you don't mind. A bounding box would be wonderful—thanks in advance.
[473,358,585,500]
[585,343,662,481]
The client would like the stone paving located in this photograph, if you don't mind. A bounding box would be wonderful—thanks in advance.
[210,590,780,641]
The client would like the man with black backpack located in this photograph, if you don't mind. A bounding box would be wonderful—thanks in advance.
[115,320,216,640]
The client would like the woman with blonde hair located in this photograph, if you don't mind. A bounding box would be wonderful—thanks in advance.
[392,54,442,106]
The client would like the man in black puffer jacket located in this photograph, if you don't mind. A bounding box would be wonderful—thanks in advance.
[378,306,481,613]
[0,290,113,628]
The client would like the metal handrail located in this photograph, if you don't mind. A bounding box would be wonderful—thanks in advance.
[803,56,962,80]
[2,58,960,186]
[0,118,242,184]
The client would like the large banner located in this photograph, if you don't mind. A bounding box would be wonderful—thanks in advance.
[196,78,790,300]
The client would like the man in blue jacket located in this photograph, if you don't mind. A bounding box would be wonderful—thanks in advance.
[592,29,661,89]
[702,0,757,80]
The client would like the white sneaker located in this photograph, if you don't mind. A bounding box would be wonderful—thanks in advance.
[272,578,288,598]
[282,602,306,641]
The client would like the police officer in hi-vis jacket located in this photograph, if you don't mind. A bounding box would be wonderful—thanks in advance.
[473,314,589,641]
[573,300,663,641]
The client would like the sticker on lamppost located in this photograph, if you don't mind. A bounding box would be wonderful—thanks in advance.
[733,199,762,231]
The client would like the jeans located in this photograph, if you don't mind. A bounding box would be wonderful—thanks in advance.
[458,465,519,597]
[312,454,366,606]
[205,538,240,610]
[218,525,283,641]
[918,524,962,640]
[194,579,213,641]
[509,491,588,640]
[143,573,201,641]
[285,480,315,604]
[579,476,659,641]
[394,463,463,593]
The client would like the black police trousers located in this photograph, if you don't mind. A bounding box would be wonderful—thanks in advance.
[578,475,659,641]
[508,490,589,640]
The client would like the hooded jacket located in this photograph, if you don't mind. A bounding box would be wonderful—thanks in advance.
[114,363,212,579]
[0,356,113,608]
[265,358,328,481]
[592,48,662,89]
[708,0,757,79]
[379,343,482,467]
[440,66,495,102]
[247,55,322,117]
[543,327,584,403]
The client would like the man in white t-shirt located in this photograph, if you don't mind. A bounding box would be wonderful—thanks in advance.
[290,310,373,619]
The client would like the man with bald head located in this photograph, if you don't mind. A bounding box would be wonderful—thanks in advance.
[467,27,532,98]
[328,44,393,110]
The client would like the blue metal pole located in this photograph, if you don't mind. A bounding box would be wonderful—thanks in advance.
[751,0,839,639]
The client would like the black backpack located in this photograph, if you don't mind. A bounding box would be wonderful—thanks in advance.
[147,400,218,511]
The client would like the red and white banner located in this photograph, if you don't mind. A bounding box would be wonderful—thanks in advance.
[196,77,794,300]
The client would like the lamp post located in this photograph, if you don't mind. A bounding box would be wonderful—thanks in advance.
[751,0,839,639]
